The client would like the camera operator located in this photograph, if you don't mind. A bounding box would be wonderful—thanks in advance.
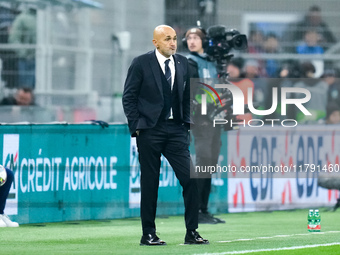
[184,27,225,224]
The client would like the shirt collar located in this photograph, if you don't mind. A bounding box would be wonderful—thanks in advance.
[155,49,174,65]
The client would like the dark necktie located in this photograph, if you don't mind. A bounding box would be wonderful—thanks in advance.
[164,59,171,87]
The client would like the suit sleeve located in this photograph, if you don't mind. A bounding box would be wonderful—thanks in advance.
[183,60,192,126]
[122,57,143,137]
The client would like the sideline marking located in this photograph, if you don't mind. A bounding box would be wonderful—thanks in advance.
[194,242,340,255]
[217,231,340,243]
[179,231,340,246]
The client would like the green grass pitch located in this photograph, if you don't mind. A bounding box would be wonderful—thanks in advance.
[1,209,340,254]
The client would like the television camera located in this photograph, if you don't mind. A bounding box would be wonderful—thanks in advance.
[206,25,247,77]
[204,25,248,128]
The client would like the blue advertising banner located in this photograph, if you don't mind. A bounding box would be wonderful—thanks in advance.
[1,124,131,224]
[0,124,228,224]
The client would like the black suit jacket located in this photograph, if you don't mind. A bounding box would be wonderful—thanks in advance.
[122,50,191,137]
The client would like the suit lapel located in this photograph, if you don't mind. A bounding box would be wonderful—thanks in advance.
[149,50,163,95]
[174,54,183,102]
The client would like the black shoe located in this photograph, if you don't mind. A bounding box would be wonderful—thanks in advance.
[140,233,166,246]
[184,230,209,245]
[198,212,217,224]
[213,216,226,224]
[333,199,340,211]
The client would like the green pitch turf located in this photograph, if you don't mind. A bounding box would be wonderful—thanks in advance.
[1,209,340,254]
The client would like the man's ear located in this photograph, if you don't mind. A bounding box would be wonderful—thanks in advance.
[152,39,158,48]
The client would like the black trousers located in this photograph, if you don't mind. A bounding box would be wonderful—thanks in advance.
[136,119,198,235]
[193,125,221,213]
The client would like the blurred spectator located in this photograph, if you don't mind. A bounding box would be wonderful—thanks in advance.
[264,33,281,53]
[0,3,19,88]
[227,57,245,79]
[299,61,316,78]
[322,69,340,107]
[227,58,254,122]
[285,5,336,52]
[0,3,13,41]
[0,87,34,106]
[293,62,328,123]
[275,60,301,120]
[244,60,260,79]
[247,30,265,54]
[296,29,324,54]
[278,60,301,79]
[325,102,340,125]
[263,33,281,77]
[296,29,325,77]
[244,60,269,119]
[8,6,36,89]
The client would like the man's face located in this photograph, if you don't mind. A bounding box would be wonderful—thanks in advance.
[250,31,264,44]
[264,37,279,53]
[245,65,258,78]
[187,34,203,54]
[329,111,340,124]
[16,90,32,105]
[308,11,322,26]
[324,76,335,85]
[227,64,241,78]
[305,31,319,46]
[153,27,177,58]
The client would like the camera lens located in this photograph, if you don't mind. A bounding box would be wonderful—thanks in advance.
[234,38,242,47]
[232,35,247,50]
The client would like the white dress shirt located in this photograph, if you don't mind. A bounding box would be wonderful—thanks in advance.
[155,49,175,90]
[155,49,176,119]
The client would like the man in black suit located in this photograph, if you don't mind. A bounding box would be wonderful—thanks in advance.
[122,25,208,245]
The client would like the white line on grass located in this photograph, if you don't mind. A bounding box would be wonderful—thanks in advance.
[194,242,340,255]
[179,231,340,246]
[217,231,340,243]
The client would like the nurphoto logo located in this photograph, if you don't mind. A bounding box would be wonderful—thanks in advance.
[198,81,312,128]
